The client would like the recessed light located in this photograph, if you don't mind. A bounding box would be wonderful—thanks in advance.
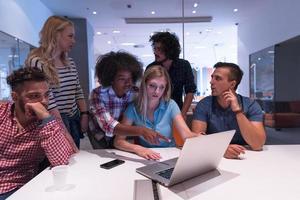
[258,57,261,61]
[151,11,155,15]
[107,41,112,44]
[121,43,135,46]
[96,32,102,35]
[186,32,190,36]
[193,3,198,8]
[93,11,97,15]
[192,10,196,14]
[233,8,238,12]
[113,30,120,33]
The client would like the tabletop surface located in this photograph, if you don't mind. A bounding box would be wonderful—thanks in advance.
[8,145,300,200]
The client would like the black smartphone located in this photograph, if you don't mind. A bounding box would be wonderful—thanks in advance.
[100,159,125,169]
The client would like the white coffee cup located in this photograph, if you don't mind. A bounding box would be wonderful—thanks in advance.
[52,165,68,188]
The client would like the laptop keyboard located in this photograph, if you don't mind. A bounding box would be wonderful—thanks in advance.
[157,168,174,179]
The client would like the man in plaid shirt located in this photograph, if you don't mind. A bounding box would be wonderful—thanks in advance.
[89,51,169,149]
[0,67,75,199]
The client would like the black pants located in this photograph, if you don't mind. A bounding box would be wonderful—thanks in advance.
[87,130,115,149]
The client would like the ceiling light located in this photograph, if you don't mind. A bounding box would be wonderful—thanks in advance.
[121,42,135,46]
[125,16,212,24]
[133,44,145,48]
[113,30,120,33]
[192,10,196,14]
[107,41,112,44]
[93,11,97,15]
[96,32,102,35]
[151,11,155,15]
[8,55,19,58]
[233,8,238,12]
[193,3,198,8]
[205,28,213,32]
[186,32,190,36]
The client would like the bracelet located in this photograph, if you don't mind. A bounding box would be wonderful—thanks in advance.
[80,111,89,115]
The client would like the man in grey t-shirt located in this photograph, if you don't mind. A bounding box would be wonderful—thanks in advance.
[192,62,266,159]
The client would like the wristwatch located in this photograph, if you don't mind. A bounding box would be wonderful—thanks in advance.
[80,111,89,115]
[233,109,243,115]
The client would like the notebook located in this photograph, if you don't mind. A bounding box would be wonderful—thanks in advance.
[136,130,235,187]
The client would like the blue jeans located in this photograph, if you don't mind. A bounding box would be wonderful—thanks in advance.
[61,111,81,148]
[0,188,18,200]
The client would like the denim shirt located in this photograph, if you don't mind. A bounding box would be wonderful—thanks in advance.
[124,99,180,147]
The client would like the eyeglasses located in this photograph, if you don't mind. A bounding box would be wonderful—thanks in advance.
[147,83,165,92]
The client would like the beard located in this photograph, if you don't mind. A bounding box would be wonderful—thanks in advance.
[16,98,38,122]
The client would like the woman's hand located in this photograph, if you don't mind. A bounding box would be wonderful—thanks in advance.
[136,147,162,160]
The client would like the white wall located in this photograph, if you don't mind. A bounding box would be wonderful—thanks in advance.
[0,0,53,46]
[237,0,300,96]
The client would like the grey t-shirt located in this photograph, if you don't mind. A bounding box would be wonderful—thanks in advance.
[193,95,263,145]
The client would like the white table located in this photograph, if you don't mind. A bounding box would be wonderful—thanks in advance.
[8,145,300,200]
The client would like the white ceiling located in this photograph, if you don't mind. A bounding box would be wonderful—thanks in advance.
[40,0,259,68]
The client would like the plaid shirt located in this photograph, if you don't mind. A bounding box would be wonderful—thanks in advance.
[89,86,137,138]
[0,102,75,194]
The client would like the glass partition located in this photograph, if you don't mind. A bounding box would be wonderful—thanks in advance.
[0,31,34,100]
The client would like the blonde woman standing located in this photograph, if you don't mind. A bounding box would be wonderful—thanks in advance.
[26,16,88,149]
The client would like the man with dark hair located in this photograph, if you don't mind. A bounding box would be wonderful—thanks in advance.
[192,62,266,159]
[89,51,169,149]
[147,32,196,118]
[0,67,74,199]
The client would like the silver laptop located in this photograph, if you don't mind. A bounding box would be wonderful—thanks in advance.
[136,130,235,187]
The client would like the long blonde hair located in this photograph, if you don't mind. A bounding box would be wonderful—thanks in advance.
[136,65,171,121]
[26,16,74,85]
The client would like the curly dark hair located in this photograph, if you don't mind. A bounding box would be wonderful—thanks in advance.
[95,51,143,87]
[7,67,48,91]
[149,32,181,60]
[213,62,244,90]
